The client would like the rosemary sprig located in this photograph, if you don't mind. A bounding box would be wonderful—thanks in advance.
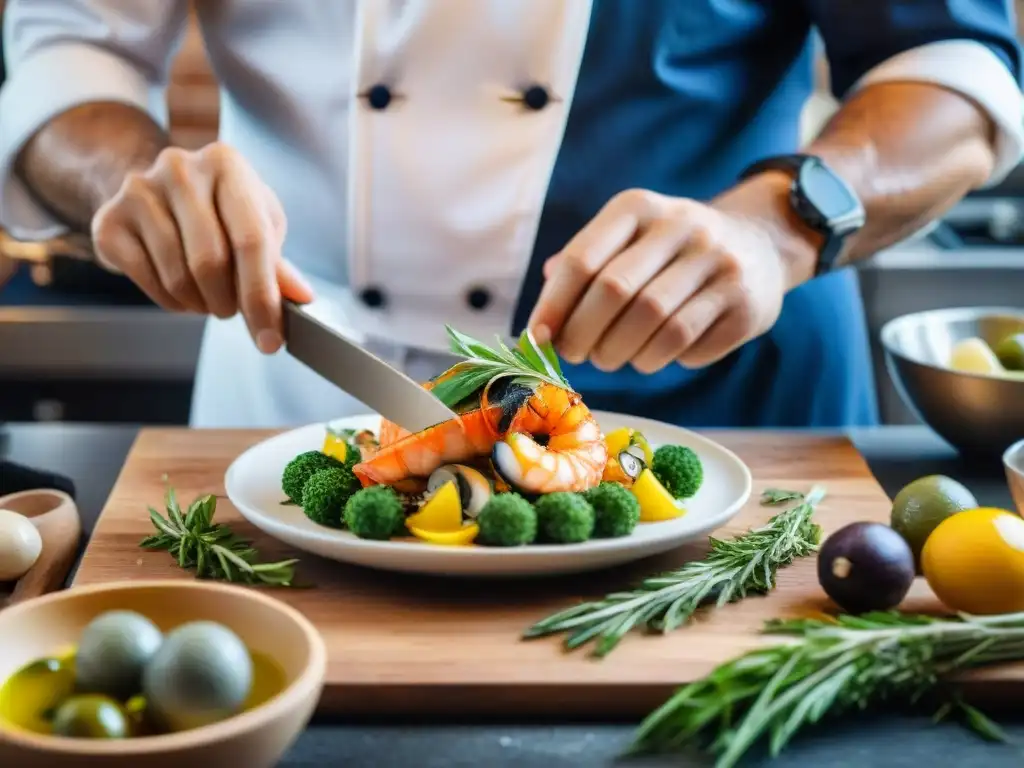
[140,481,300,587]
[430,325,571,408]
[631,610,1024,767]
[524,487,825,657]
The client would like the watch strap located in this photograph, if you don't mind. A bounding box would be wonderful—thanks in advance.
[739,154,855,277]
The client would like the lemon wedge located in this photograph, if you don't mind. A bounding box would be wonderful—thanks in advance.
[409,522,480,546]
[948,337,1004,376]
[631,468,686,522]
[406,480,463,532]
[321,431,349,463]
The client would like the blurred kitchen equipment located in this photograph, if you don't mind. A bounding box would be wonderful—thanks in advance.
[0,230,152,304]
[881,307,1024,458]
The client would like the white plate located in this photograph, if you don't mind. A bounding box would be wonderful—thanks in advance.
[224,411,752,577]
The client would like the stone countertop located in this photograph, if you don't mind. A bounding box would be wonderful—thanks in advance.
[2,423,1021,767]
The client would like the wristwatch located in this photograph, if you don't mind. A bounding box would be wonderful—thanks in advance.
[738,154,865,276]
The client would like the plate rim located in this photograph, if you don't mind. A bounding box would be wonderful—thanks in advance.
[224,411,753,562]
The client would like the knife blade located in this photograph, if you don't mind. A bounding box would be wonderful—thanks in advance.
[282,301,458,433]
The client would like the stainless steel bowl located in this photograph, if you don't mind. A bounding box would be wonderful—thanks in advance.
[1006,439,1024,514]
[880,307,1024,458]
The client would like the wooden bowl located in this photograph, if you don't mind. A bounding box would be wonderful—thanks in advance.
[0,580,327,768]
[0,489,81,607]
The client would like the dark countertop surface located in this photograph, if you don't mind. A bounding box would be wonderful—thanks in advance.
[2,422,1022,767]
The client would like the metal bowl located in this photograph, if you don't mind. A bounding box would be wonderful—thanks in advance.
[1006,439,1024,514]
[880,307,1024,458]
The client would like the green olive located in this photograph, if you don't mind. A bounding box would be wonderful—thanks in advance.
[994,333,1024,371]
[51,694,131,739]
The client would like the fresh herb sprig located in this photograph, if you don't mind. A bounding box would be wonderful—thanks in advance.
[524,487,825,657]
[630,610,1024,767]
[760,488,805,506]
[140,481,300,587]
[430,326,571,408]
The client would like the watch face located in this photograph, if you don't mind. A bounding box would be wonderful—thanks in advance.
[798,160,863,228]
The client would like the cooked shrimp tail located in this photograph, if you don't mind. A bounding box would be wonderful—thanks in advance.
[490,383,607,494]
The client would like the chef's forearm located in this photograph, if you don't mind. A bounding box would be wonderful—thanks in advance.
[15,102,169,232]
[807,81,998,264]
[714,81,1001,289]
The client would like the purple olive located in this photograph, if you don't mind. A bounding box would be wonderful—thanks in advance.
[817,522,916,614]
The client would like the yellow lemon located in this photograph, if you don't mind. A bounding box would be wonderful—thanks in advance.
[321,432,349,463]
[948,337,1004,376]
[921,507,1024,615]
[409,522,479,546]
[406,481,463,532]
[631,468,686,522]
[604,427,654,466]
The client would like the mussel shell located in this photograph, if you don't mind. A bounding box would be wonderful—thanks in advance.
[490,441,539,500]
[426,464,493,517]
[616,450,645,480]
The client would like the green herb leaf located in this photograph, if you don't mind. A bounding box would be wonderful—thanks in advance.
[140,480,301,587]
[430,325,572,409]
[629,611,1024,767]
[760,488,805,506]
[524,488,825,657]
[957,699,1010,743]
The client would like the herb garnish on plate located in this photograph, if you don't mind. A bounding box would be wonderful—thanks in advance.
[430,326,570,408]
[524,487,825,657]
[140,481,300,587]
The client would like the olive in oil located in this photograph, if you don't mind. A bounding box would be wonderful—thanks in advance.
[0,646,287,738]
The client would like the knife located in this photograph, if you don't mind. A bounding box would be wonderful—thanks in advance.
[282,300,458,433]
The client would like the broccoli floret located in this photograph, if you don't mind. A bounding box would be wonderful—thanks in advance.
[583,482,640,538]
[477,493,537,547]
[344,485,404,540]
[282,450,343,503]
[534,492,595,544]
[651,444,703,499]
[301,466,359,528]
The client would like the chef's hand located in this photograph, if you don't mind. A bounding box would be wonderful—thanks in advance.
[528,173,820,373]
[0,255,16,291]
[90,143,314,354]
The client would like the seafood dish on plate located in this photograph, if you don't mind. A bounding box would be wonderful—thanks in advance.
[280,327,704,548]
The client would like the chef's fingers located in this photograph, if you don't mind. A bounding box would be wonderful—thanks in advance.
[91,211,183,311]
[155,151,236,319]
[276,259,315,304]
[262,183,313,304]
[214,164,283,354]
[675,288,752,368]
[262,184,288,243]
[592,245,719,373]
[527,192,647,346]
[119,175,205,313]
[630,277,733,374]
[558,219,690,367]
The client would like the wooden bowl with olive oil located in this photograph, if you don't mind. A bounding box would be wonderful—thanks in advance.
[0,580,326,768]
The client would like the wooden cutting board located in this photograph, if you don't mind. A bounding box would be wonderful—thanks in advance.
[73,428,998,717]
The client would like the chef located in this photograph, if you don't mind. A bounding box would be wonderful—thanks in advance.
[0,2,1021,429]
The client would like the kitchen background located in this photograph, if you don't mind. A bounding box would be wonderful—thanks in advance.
[1,4,1022,426]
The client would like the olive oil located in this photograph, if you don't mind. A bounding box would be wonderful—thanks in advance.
[0,656,76,734]
[0,646,286,738]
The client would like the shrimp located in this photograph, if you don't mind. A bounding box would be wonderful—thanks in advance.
[490,383,607,494]
[377,367,460,448]
[352,375,519,486]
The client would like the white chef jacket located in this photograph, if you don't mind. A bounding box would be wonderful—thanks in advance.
[0,1,1021,428]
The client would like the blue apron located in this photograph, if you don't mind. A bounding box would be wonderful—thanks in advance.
[511,0,1020,429]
